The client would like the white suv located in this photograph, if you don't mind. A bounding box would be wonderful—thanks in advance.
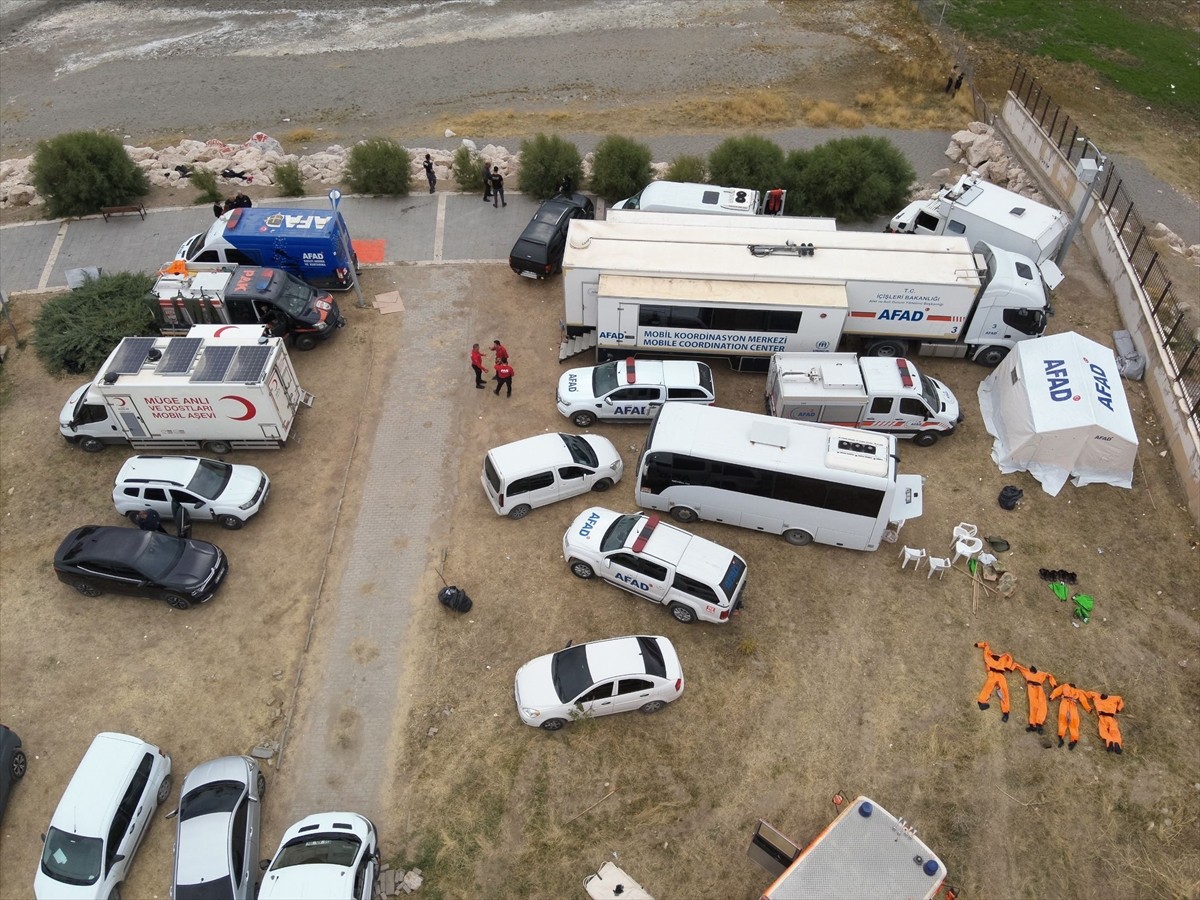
[563,507,747,624]
[259,812,378,900]
[113,456,269,530]
[556,358,715,427]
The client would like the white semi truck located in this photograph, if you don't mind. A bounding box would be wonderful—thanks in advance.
[765,352,960,445]
[561,219,1050,370]
[888,173,1069,284]
[611,181,787,216]
[59,330,312,454]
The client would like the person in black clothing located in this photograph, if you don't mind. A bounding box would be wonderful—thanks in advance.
[558,174,573,195]
[481,159,492,201]
[133,509,166,533]
[490,167,506,207]
[423,154,437,193]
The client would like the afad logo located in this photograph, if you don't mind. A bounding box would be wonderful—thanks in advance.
[1043,358,1115,411]
[219,396,257,420]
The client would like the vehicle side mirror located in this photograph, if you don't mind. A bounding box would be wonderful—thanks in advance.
[112,854,125,865]
[165,808,179,820]
[41,832,45,843]
[602,559,612,569]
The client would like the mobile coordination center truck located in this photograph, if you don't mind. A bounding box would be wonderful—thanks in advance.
[748,796,949,900]
[888,173,1069,285]
[765,352,960,445]
[59,331,312,454]
[561,219,1050,370]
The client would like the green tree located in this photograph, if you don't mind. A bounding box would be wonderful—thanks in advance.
[707,135,786,194]
[791,136,916,221]
[273,161,306,198]
[30,131,149,218]
[665,154,707,184]
[587,135,653,203]
[190,167,222,205]
[452,146,484,191]
[344,138,411,195]
[516,134,583,199]
[34,272,157,375]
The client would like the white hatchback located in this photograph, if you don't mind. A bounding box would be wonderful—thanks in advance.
[113,456,269,530]
[514,635,684,731]
[258,812,378,900]
[481,433,623,519]
[563,507,747,624]
[556,357,715,427]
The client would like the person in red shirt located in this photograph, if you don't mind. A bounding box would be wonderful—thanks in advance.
[469,343,488,388]
[492,339,509,364]
[494,360,514,397]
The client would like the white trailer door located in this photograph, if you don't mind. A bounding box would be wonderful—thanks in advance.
[890,474,924,523]
[113,396,150,438]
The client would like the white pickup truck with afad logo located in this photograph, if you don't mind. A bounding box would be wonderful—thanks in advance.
[556,357,715,427]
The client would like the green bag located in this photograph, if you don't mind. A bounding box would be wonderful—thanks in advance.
[1072,593,1095,623]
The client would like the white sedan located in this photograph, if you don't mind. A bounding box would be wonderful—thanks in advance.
[514,635,684,731]
[258,812,379,900]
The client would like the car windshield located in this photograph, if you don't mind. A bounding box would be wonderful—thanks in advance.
[186,459,233,500]
[557,434,598,468]
[132,532,187,581]
[720,555,747,598]
[918,373,940,411]
[179,780,243,821]
[550,644,594,703]
[698,363,714,395]
[40,827,102,886]
[601,515,640,553]
[591,362,619,396]
[275,276,317,317]
[176,878,237,900]
[271,834,361,870]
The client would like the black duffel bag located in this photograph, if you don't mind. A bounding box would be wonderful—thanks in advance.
[998,485,1024,511]
[438,585,473,613]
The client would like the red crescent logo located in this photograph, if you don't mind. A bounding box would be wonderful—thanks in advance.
[214,325,237,337]
[219,396,256,420]
[112,396,127,408]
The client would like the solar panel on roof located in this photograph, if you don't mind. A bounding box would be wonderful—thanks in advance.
[190,345,237,382]
[107,337,158,374]
[226,345,272,383]
[155,337,203,375]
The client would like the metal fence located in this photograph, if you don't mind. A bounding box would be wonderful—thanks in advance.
[1009,64,1200,422]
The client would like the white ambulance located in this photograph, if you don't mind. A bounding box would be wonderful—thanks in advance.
[562,506,747,624]
[556,357,715,427]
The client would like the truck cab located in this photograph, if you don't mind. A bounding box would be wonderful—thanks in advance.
[961,242,1049,365]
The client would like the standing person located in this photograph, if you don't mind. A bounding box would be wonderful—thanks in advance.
[469,343,488,389]
[493,359,514,397]
[1014,663,1057,734]
[952,71,965,97]
[945,64,958,93]
[491,339,509,364]
[423,154,437,193]
[974,641,1016,722]
[133,509,165,534]
[559,173,573,195]
[490,166,506,207]
[481,159,492,201]
[1049,682,1092,749]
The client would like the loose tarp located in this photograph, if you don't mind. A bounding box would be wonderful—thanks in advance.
[977,332,1138,496]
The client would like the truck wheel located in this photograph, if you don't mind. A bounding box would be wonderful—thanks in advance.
[569,560,595,579]
[79,437,105,453]
[591,478,613,493]
[204,441,232,455]
[866,339,908,358]
[670,506,699,524]
[294,334,318,352]
[976,345,1008,367]
[218,514,245,530]
[156,772,173,805]
[668,603,697,624]
[913,431,940,447]
[507,504,532,520]
[571,411,597,427]
[783,529,814,546]
[9,749,26,781]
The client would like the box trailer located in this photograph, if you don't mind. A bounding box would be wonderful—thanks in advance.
[59,331,312,454]
[605,209,837,231]
[888,173,1069,284]
[748,796,949,900]
[562,219,1050,370]
[610,181,787,216]
[766,352,960,445]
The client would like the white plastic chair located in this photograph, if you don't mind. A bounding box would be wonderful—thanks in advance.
[899,546,927,570]
[926,556,951,579]
[977,551,998,568]
[951,535,984,567]
[950,522,979,550]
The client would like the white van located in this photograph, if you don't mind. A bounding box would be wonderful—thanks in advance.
[481,433,623,519]
[35,732,172,900]
[556,357,715,427]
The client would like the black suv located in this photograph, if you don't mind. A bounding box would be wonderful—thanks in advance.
[509,193,595,279]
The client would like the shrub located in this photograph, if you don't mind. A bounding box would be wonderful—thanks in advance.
[790,136,916,221]
[30,131,149,218]
[344,138,411,195]
[453,146,484,191]
[587,135,653,203]
[34,272,157,375]
[516,134,583,200]
[707,135,786,194]
[274,161,306,197]
[190,167,222,205]
[665,154,707,184]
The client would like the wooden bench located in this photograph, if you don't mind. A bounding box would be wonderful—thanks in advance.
[100,203,146,222]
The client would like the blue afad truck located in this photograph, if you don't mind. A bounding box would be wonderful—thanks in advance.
[177,208,359,291]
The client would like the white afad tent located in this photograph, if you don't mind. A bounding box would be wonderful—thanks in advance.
[978,332,1138,496]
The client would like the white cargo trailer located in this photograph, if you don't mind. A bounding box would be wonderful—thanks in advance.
[59,331,312,454]
[610,181,787,216]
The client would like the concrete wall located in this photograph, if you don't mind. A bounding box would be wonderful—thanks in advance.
[998,94,1200,522]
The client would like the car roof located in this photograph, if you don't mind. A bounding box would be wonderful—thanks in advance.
[518,221,562,243]
[52,733,156,836]
[59,525,160,565]
[577,635,675,683]
[611,359,707,390]
[181,755,252,794]
[116,455,203,485]
[175,814,234,886]
[488,433,612,473]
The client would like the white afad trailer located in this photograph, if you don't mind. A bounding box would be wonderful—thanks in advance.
[59,331,312,454]
[561,219,1050,371]
[610,181,787,216]
[748,796,949,900]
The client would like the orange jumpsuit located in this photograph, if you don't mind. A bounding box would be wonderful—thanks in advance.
[974,641,1015,716]
[1015,664,1057,732]
[1050,682,1092,747]
[1090,693,1126,753]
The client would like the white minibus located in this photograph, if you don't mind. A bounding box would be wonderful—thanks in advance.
[634,404,923,551]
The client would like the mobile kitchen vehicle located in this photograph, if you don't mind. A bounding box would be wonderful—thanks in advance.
[611,181,787,216]
[561,219,1049,370]
[151,264,345,349]
[765,352,960,445]
[635,403,923,551]
[176,207,358,291]
[888,173,1069,284]
[60,332,311,454]
[748,796,948,900]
